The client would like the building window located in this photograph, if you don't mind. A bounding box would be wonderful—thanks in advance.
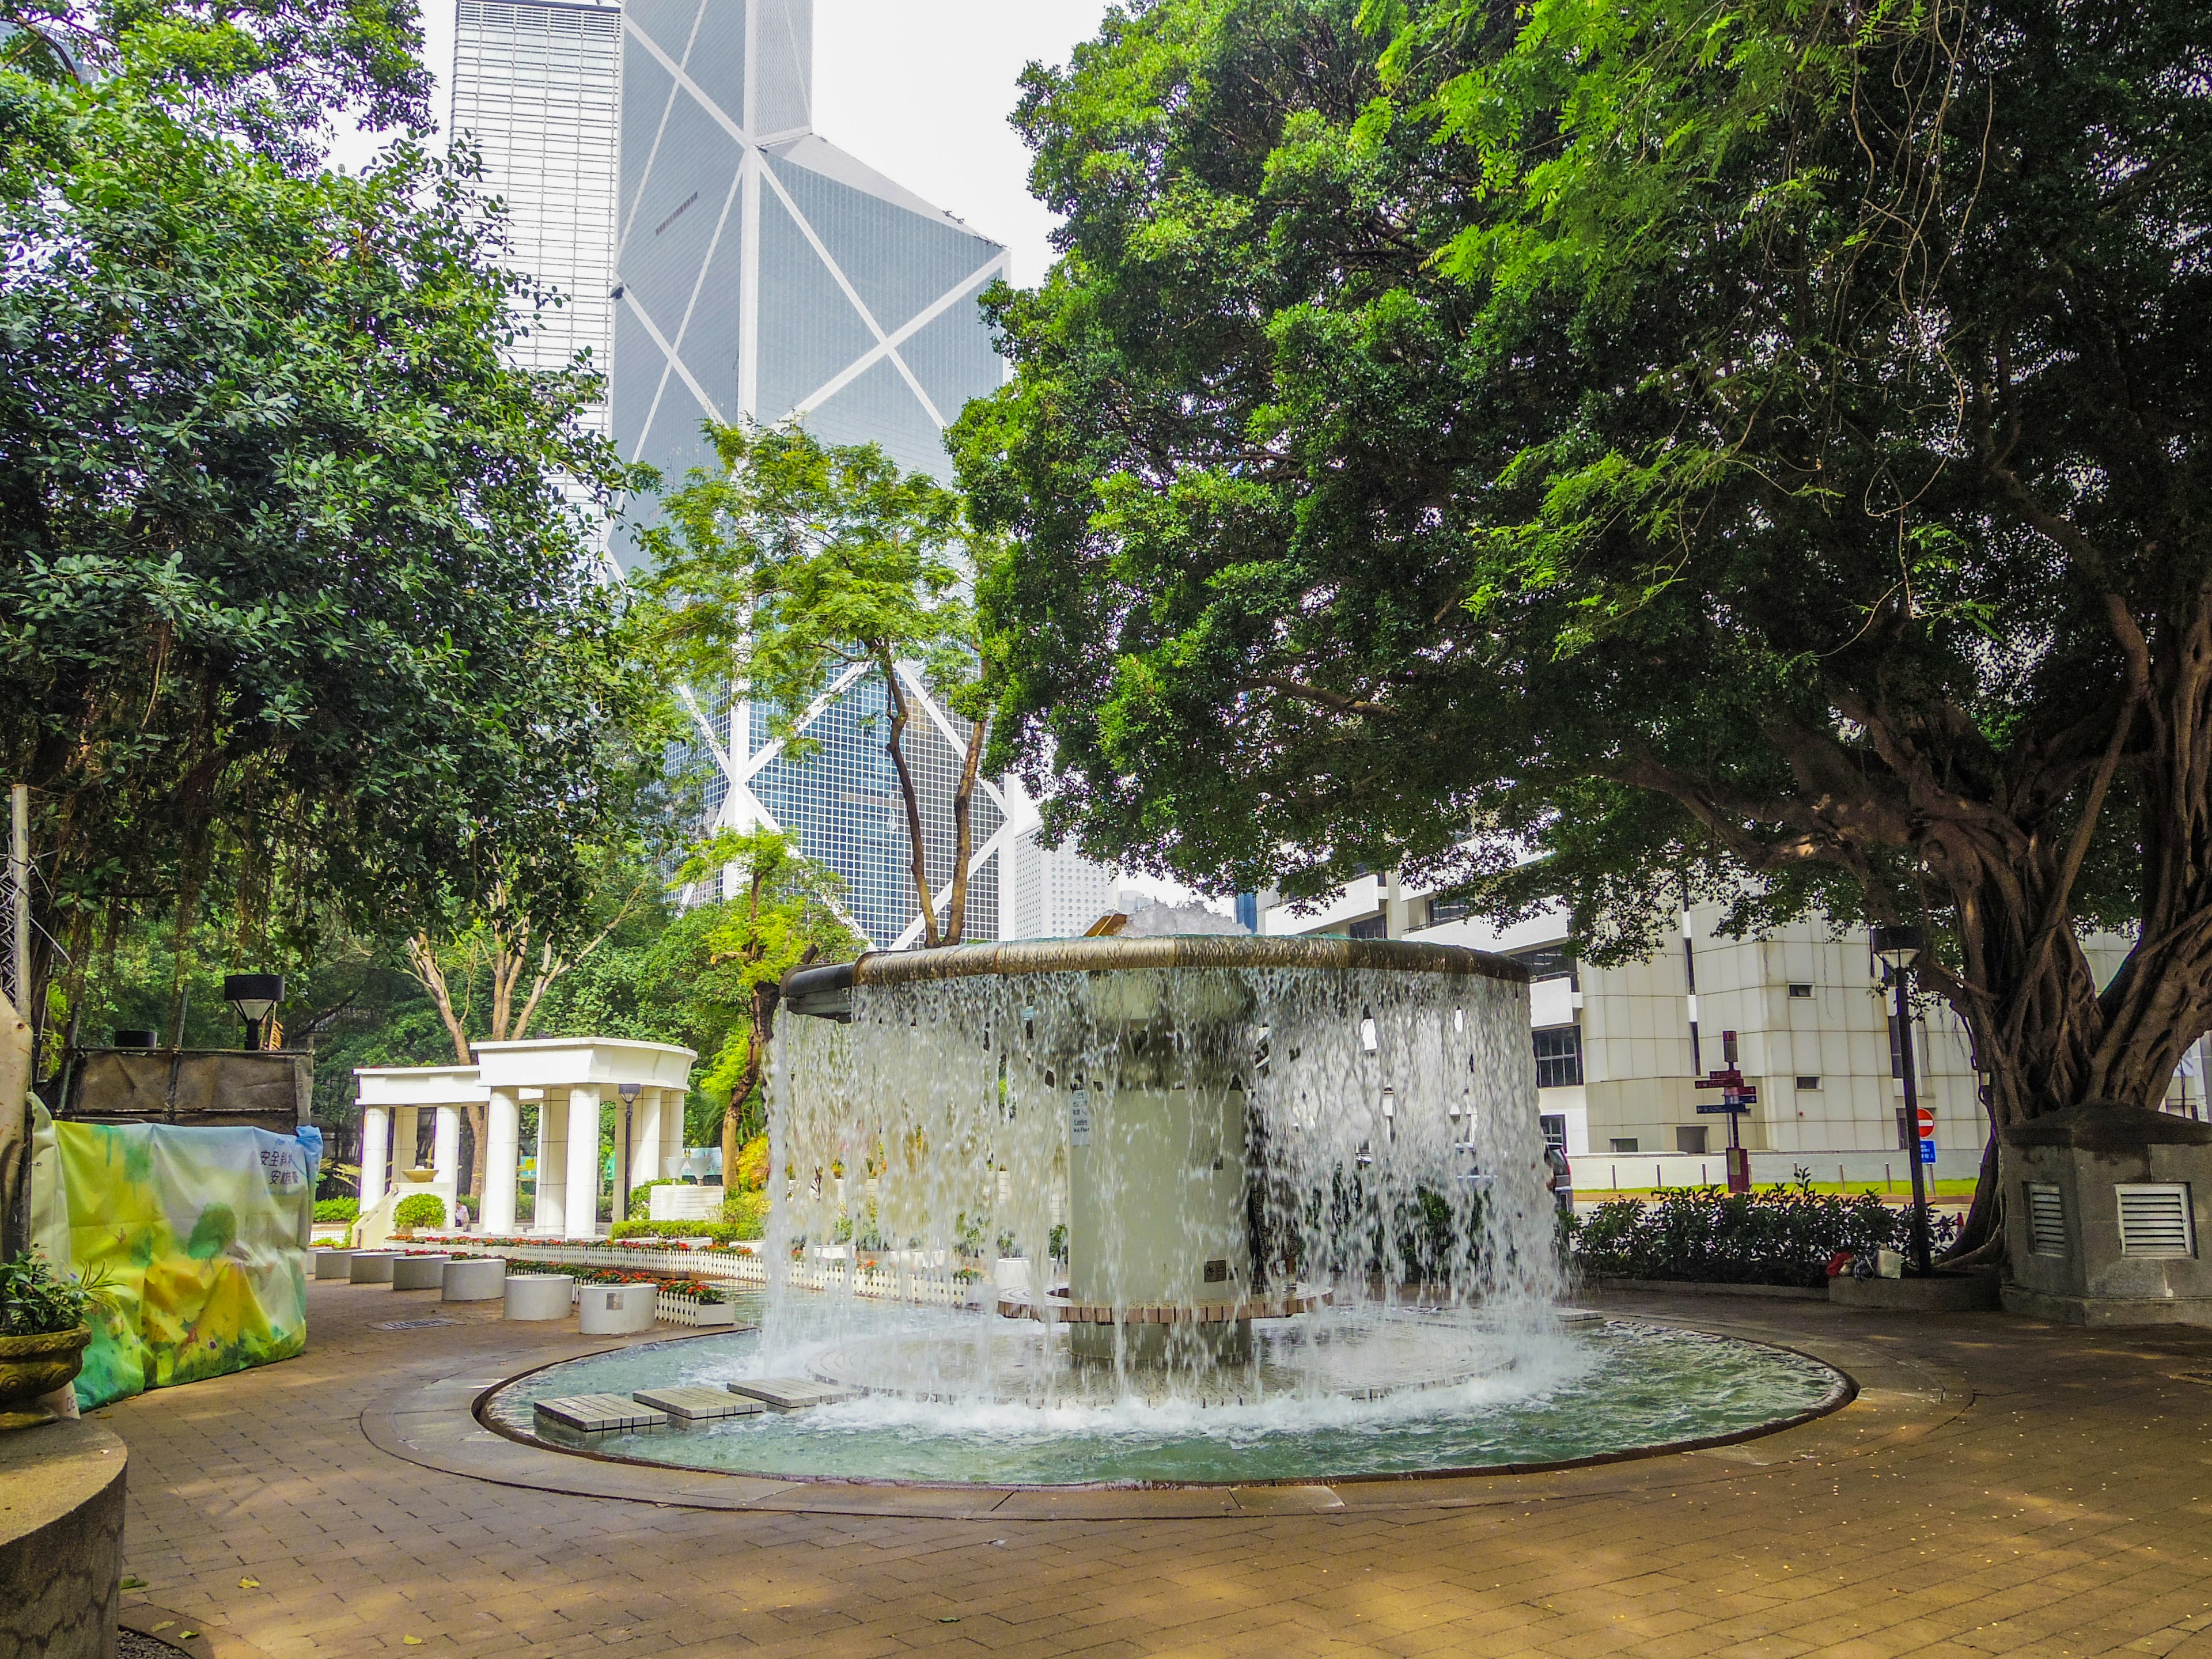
[1347,914,1388,941]
[1689,1020,1702,1075]
[1681,935,1696,992]
[1788,982,1814,999]
[1610,1137,1639,1153]
[1896,1107,1913,1150]
[1539,1113,1566,1150]
[1534,1024,1584,1089]
[1511,942,1579,988]
[1676,1126,1709,1155]
[1889,1013,1907,1078]
[1235,892,1258,933]
[1426,895,1471,926]
[1797,1075,1821,1090]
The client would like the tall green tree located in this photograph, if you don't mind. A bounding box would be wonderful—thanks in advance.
[0,14,658,1055]
[646,423,995,948]
[954,0,2212,1245]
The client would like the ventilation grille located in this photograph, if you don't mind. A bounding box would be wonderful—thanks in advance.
[2117,1185,2195,1258]
[2025,1183,2066,1256]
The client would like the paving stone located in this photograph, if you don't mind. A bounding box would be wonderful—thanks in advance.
[726,1376,857,1411]
[533,1393,669,1434]
[633,1385,766,1424]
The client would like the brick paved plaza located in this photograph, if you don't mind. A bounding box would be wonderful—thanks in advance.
[105,1280,2212,1659]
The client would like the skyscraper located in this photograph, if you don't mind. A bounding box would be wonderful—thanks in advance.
[450,0,623,438]
[608,0,1021,948]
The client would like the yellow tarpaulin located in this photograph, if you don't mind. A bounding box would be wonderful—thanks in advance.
[48,1116,313,1408]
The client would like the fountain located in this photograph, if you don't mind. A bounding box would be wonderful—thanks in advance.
[486,937,1851,1484]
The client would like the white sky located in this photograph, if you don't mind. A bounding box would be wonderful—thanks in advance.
[336,0,1108,287]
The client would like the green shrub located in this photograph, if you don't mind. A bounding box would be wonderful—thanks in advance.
[1571,1173,1959,1288]
[609,1219,756,1245]
[392,1194,446,1231]
[313,1198,359,1224]
[722,1189,767,1238]
[627,1179,673,1219]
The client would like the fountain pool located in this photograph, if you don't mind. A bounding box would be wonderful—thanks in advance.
[483,1302,1850,1484]
[490,937,1851,1487]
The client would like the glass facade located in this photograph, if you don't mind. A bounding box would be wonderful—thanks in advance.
[610,0,1017,946]
[451,0,622,437]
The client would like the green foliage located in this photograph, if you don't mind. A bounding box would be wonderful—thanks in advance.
[392,1194,445,1230]
[312,1198,358,1224]
[1572,1180,1960,1289]
[644,423,995,946]
[955,0,2212,1126]
[732,1134,770,1193]
[609,1215,762,1246]
[721,1189,768,1239]
[0,1250,102,1335]
[0,40,666,1050]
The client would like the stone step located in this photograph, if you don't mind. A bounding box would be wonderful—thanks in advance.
[632,1385,765,1423]
[726,1377,855,1411]
[534,1393,668,1434]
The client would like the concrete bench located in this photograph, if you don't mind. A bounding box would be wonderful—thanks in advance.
[348,1252,397,1285]
[577,1281,657,1335]
[441,1257,506,1301]
[390,1255,449,1290]
[503,1273,573,1321]
[533,1393,666,1435]
[632,1385,763,1425]
[314,1249,354,1280]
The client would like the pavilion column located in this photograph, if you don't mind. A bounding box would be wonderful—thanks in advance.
[483,1088,520,1233]
[359,1106,391,1212]
[533,1090,567,1236]
[633,1088,664,1187]
[432,1104,460,1193]
[564,1085,602,1238]
[658,1086,684,1183]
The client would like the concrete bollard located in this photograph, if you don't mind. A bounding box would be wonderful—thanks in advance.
[390,1255,450,1290]
[577,1281,658,1336]
[314,1249,354,1280]
[503,1273,574,1321]
[349,1252,397,1285]
[442,1257,507,1302]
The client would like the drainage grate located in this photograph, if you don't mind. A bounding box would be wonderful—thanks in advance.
[374,1317,458,1331]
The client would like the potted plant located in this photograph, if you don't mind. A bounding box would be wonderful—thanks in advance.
[0,1252,104,1430]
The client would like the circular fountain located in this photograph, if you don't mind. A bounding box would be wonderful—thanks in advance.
[488,936,1851,1485]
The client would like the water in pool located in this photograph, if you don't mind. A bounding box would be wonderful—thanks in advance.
[486,1298,1846,1486]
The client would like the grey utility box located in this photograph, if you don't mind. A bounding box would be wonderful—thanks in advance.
[2000,1103,2212,1326]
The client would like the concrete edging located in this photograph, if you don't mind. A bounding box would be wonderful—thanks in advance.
[1590,1277,1827,1300]
[0,1418,126,1659]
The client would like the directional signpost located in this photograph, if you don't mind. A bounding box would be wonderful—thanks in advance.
[1694,1032,1756,1193]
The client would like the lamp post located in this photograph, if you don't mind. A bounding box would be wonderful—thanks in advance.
[617,1081,642,1219]
[222,973,283,1052]
[1871,925,1931,1275]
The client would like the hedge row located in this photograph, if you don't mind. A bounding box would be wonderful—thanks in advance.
[1571,1176,1961,1288]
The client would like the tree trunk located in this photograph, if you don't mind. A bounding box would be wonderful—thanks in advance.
[944,717,986,946]
[879,654,940,947]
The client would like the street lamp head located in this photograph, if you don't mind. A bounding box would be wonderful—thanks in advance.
[618,1082,642,1103]
[1870,924,1923,971]
[222,972,283,1025]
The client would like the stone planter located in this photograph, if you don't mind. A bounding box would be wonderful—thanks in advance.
[0,1326,92,1430]
[1830,1271,2001,1312]
[313,1248,354,1280]
[504,1273,574,1321]
[390,1255,450,1290]
[442,1257,506,1302]
[577,1281,658,1336]
[349,1252,397,1284]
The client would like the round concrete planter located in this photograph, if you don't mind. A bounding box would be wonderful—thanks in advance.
[349,1252,397,1285]
[577,1281,658,1336]
[442,1257,507,1302]
[0,1417,124,1658]
[390,1255,450,1291]
[314,1248,355,1280]
[0,1327,90,1428]
[504,1273,574,1321]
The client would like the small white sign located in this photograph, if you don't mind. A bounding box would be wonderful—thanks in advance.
[1069,1089,1092,1147]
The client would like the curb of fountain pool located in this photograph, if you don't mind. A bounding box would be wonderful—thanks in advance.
[357,1308,1968,1520]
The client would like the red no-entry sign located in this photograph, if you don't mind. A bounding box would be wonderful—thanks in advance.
[1916,1106,1937,1139]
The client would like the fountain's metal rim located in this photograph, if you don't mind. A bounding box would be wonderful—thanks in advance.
[782,935,1526,1014]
